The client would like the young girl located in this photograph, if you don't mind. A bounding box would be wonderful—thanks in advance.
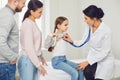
[45,16,84,80]
[18,0,47,80]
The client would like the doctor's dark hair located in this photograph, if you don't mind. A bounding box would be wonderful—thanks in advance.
[22,0,43,22]
[83,5,104,19]
[48,16,68,52]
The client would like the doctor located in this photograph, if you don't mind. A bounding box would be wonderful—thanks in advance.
[64,5,114,80]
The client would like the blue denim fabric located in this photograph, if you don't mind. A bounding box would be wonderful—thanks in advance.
[52,56,84,80]
[18,55,38,80]
[0,63,16,80]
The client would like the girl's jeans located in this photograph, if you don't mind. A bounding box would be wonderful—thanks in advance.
[52,56,84,80]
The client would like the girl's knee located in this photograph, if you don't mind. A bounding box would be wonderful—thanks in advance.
[71,70,79,78]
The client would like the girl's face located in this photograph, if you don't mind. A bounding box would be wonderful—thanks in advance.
[84,15,95,26]
[31,7,43,19]
[58,20,69,32]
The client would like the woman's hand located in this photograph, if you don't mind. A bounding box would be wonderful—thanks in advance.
[38,65,47,76]
[63,33,73,43]
[77,61,89,71]
[41,57,48,66]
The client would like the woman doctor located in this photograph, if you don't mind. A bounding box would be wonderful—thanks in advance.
[64,5,114,80]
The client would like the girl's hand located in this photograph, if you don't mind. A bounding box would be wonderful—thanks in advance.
[41,57,48,66]
[63,33,73,43]
[38,65,47,76]
[77,61,89,70]
[50,33,57,37]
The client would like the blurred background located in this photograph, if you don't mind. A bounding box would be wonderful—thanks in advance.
[0,0,120,80]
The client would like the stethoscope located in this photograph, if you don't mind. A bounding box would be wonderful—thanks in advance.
[65,27,91,48]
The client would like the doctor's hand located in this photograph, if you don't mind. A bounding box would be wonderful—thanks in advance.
[77,61,89,71]
[38,65,47,76]
[63,33,73,43]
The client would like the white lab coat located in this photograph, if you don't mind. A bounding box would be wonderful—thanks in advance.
[73,22,114,80]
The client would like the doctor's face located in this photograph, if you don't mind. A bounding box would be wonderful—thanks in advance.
[84,15,94,26]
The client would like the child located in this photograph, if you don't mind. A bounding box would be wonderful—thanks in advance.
[45,16,84,80]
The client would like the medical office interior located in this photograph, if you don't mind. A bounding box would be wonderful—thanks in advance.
[0,0,120,80]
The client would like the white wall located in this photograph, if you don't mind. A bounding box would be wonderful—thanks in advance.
[47,0,120,61]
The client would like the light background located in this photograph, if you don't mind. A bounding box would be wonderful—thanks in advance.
[0,0,120,80]
[0,0,120,61]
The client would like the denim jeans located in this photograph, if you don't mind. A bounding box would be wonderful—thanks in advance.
[0,63,16,80]
[52,56,84,80]
[18,55,38,80]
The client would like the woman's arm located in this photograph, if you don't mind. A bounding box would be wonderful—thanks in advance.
[77,32,111,70]
[21,22,41,68]
[87,32,111,65]
[21,22,47,76]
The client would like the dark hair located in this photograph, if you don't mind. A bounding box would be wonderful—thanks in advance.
[22,0,43,22]
[48,16,68,52]
[83,5,104,19]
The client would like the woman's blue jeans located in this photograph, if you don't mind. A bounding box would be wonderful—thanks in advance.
[18,55,38,80]
[52,56,84,80]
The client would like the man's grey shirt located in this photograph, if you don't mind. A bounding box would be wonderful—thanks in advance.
[0,5,18,63]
